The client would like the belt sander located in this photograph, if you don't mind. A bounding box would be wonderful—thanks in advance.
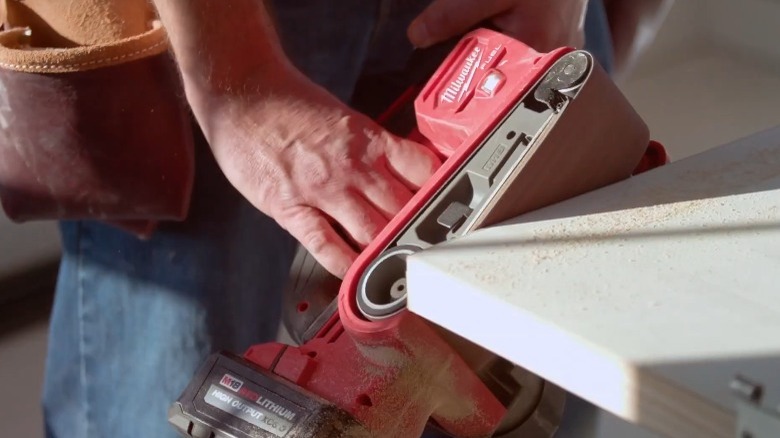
[168,28,668,438]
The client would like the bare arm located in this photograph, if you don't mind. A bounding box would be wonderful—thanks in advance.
[146,0,440,278]
[603,0,676,79]
[148,0,291,114]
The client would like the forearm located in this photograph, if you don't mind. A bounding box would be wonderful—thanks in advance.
[150,0,291,108]
[604,0,675,78]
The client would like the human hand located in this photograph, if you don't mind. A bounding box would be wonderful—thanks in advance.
[199,67,441,278]
[407,0,589,52]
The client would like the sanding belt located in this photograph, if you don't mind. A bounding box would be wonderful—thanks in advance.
[0,0,196,237]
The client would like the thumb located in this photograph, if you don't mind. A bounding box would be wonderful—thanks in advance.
[407,0,513,48]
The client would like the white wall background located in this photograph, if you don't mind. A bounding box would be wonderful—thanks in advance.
[0,214,60,279]
[620,0,780,161]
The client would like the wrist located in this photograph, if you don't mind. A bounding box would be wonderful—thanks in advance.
[149,0,297,119]
[187,61,352,157]
[181,53,298,118]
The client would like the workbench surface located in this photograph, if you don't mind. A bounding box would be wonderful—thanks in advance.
[406,125,780,438]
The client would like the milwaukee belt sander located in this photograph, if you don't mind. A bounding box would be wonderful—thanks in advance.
[168,28,668,438]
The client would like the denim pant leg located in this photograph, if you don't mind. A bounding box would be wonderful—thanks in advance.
[42,128,301,437]
[41,2,382,437]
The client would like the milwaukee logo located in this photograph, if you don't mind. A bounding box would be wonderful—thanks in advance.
[441,46,482,104]
[220,374,244,392]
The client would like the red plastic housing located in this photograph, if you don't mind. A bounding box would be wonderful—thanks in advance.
[242,28,669,438]
[414,31,567,157]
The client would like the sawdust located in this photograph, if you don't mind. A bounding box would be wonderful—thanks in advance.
[522,197,713,266]
[342,326,500,438]
[354,344,407,369]
[291,407,372,438]
[353,357,431,437]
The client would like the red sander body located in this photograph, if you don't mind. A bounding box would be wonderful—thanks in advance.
[168,28,668,438]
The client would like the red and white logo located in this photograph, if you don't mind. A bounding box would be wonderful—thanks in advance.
[440,45,482,104]
[220,374,244,392]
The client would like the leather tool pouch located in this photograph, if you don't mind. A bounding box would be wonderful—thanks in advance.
[0,0,195,237]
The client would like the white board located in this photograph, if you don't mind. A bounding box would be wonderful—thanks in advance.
[406,125,780,438]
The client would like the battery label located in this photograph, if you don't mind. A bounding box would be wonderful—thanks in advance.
[204,384,295,437]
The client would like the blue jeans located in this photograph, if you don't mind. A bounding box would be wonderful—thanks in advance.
[42,1,613,437]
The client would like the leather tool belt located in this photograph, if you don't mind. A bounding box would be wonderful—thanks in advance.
[0,0,195,237]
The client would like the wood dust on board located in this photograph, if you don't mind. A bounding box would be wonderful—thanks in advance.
[521,196,721,266]
[521,139,780,267]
